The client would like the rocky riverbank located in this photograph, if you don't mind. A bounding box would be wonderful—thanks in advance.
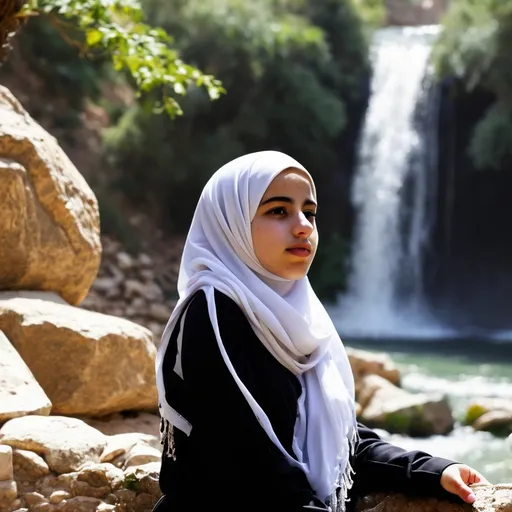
[0,84,510,512]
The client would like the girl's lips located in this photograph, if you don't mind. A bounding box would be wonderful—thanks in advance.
[286,248,311,258]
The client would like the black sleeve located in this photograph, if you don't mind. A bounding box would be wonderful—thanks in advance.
[351,422,458,501]
[180,290,325,510]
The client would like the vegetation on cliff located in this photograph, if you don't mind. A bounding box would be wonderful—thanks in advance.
[434,0,512,172]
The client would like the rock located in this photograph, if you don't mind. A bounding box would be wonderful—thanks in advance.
[0,86,101,305]
[356,484,512,511]
[0,416,106,474]
[50,462,125,503]
[81,412,160,438]
[0,445,13,481]
[90,278,120,294]
[0,295,157,416]
[48,490,71,504]
[468,484,512,512]
[384,0,449,26]
[466,399,512,436]
[139,269,155,282]
[148,303,171,323]
[100,433,160,464]
[12,449,50,482]
[359,374,453,436]
[23,491,47,507]
[123,444,161,469]
[0,480,17,505]
[473,411,512,437]
[124,280,163,302]
[138,254,153,267]
[0,331,52,423]
[347,347,401,389]
[58,496,103,512]
[116,252,133,271]
[123,462,161,500]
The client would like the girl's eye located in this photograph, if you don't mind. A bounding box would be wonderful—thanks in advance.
[267,207,287,216]
[304,211,317,220]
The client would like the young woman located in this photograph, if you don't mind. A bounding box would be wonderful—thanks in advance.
[154,151,487,512]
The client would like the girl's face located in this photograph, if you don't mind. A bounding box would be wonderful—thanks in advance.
[251,168,318,280]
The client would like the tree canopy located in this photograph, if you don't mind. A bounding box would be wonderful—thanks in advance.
[7,0,224,116]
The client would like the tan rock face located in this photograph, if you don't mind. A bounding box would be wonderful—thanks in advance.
[0,331,52,423]
[0,295,157,416]
[0,86,101,305]
[0,416,106,475]
[356,485,512,512]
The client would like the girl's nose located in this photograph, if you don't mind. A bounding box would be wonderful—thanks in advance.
[292,212,314,237]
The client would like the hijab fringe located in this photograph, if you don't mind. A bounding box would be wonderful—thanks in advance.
[160,417,176,461]
[328,427,358,512]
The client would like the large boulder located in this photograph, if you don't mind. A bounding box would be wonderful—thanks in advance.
[0,416,106,475]
[356,484,512,512]
[347,347,401,389]
[358,374,453,436]
[0,294,157,416]
[466,399,512,437]
[0,86,101,305]
[0,330,51,424]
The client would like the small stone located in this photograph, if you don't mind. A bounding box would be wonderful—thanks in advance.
[13,449,50,481]
[92,277,120,294]
[23,491,47,506]
[49,490,71,504]
[123,444,161,469]
[116,252,133,270]
[114,488,136,503]
[59,496,102,512]
[0,445,13,481]
[104,493,118,505]
[31,503,51,512]
[148,304,171,323]
[139,269,155,282]
[138,254,153,267]
[0,480,17,504]
[131,297,146,311]
[96,504,116,511]
[124,281,163,302]
[9,499,21,510]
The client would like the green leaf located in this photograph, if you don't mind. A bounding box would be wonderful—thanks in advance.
[85,28,103,46]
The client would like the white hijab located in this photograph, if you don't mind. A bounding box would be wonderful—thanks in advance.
[155,150,357,503]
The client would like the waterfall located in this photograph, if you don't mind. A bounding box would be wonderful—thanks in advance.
[337,26,449,337]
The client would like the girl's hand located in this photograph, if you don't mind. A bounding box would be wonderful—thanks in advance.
[440,464,490,503]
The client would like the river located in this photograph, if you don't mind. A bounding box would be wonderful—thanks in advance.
[344,336,512,484]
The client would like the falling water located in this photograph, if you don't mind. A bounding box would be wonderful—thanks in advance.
[338,26,449,337]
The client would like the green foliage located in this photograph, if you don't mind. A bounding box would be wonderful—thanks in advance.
[103,0,370,234]
[434,0,512,171]
[22,0,224,116]
[469,102,512,171]
[15,15,101,109]
[464,403,487,425]
[308,232,350,301]
[349,0,386,29]
[95,187,140,252]
[433,0,512,97]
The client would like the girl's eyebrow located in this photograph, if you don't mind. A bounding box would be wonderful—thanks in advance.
[260,196,317,207]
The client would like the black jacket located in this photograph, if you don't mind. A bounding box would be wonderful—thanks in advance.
[155,289,457,511]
